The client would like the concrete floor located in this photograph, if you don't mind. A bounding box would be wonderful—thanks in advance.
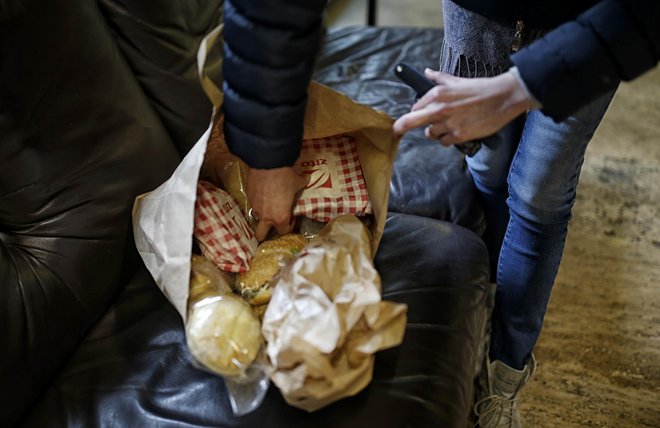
[329,2,660,427]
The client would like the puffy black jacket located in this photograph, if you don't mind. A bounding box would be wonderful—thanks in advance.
[455,0,660,120]
[512,0,660,120]
[222,0,327,169]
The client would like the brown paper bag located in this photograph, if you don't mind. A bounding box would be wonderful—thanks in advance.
[197,85,406,412]
[133,23,404,415]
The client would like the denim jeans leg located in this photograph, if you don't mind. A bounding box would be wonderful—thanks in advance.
[466,117,524,281]
[489,91,616,369]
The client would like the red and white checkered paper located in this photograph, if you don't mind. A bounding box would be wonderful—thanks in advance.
[294,135,372,222]
[194,181,258,273]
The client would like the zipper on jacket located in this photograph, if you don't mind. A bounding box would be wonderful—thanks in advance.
[511,20,524,52]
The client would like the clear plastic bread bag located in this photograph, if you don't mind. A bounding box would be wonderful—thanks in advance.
[186,254,269,416]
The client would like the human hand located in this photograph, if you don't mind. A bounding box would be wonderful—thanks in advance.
[393,68,535,145]
[247,166,308,241]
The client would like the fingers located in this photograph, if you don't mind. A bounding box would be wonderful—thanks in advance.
[295,172,309,193]
[393,110,425,136]
[424,126,465,146]
[394,100,473,144]
[425,122,448,139]
[274,216,295,237]
[425,125,452,146]
[424,117,472,146]
[394,106,447,136]
[410,70,461,111]
[393,70,465,137]
[253,211,295,242]
[437,132,463,147]
[246,166,305,241]
[413,85,461,112]
[254,219,271,242]
[424,68,459,84]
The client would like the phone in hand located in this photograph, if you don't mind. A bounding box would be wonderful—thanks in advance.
[394,63,481,157]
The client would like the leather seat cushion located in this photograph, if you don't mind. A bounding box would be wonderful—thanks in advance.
[23,213,489,428]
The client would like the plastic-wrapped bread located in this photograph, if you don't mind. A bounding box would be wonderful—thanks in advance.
[186,255,262,377]
[235,234,308,305]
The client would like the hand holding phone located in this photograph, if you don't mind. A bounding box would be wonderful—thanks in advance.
[394,63,481,157]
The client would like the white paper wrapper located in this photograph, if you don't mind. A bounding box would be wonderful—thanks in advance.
[132,125,210,321]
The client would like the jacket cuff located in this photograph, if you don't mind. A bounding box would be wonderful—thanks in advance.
[511,21,619,121]
[224,121,302,169]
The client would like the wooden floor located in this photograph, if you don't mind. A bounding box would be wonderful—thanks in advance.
[331,2,660,427]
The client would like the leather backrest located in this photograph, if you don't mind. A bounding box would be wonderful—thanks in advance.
[98,0,223,155]
[0,0,183,423]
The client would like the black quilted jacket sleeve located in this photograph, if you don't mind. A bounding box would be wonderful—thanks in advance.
[222,0,327,169]
[512,0,660,121]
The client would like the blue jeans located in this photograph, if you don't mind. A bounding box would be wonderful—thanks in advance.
[467,93,615,369]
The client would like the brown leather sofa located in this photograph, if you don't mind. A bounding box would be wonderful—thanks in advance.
[1,2,490,427]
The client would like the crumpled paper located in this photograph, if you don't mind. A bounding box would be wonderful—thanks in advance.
[262,215,407,412]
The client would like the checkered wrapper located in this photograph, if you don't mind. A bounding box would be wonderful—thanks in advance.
[294,135,372,223]
[194,181,258,273]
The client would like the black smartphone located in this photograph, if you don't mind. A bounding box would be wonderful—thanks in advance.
[394,63,481,157]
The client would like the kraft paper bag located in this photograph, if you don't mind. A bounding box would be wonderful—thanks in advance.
[132,22,406,413]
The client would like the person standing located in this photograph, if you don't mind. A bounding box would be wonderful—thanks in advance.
[393,1,659,426]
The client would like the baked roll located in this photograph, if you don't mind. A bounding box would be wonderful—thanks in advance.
[236,234,308,305]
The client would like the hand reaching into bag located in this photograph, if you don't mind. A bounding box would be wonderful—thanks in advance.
[393,68,536,145]
[247,166,308,241]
